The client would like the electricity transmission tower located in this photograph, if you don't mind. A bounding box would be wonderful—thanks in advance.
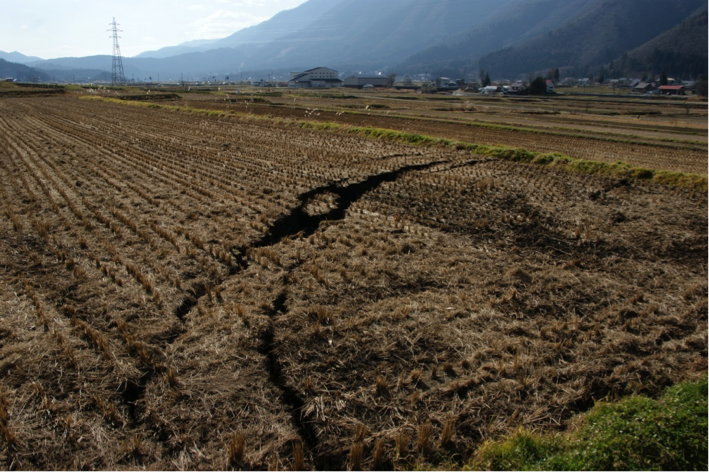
[109,18,126,86]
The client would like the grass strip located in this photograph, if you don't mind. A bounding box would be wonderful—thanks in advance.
[466,376,708,471]
[81,95,708,192]
[304,123,707,191]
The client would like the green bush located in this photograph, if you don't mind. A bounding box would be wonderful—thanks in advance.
[470,377,708,471]
[529,76,548,95]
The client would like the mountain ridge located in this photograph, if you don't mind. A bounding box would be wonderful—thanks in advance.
[0,51,44,64]
[478,0,706,79]
[136,0,346,59]
[0,58,50,81]
[394,0,601,77]
[606,8,708,78]
[10,0,708,82]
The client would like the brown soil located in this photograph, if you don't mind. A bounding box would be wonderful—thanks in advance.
[0,96,706,470]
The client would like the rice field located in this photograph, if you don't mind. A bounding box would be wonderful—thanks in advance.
[0,92,706,470]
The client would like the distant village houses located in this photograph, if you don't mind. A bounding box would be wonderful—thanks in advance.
[288,67,343,88]
[435,77,459,90]
[344,75,390,89]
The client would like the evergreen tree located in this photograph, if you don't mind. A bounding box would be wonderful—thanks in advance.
[697,76,708,97]
[529,76,547,95]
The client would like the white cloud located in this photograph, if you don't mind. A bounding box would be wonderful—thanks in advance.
[231,1,268,7]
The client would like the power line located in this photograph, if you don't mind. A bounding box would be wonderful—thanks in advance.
[109,17,126,86]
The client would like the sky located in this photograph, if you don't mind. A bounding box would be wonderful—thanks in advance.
[1,0,309,59]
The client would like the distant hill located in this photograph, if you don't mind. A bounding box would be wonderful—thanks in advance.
[0,58,50,81]
[607,8,708,78]
[241,0,533,71]
[134,39,219,60]
[28,55,145,82]
[216,0,345,47]
[140,0,531,67]
[477,0,706,79]
[136,0,346,59]
[0,51,44,64]
[29,55,112,71]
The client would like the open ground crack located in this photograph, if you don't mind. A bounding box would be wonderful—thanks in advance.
[174,158,449,324]
[245,159,455,467]
[169,158,453,461]
[253,159,450,248]
[257,290,320,454]
[120,371,152,423]
[172,254,249,324]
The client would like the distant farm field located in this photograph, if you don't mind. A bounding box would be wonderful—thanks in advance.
[0,93,706,470]
[174,87,708,175]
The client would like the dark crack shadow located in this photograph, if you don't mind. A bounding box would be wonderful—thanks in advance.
[257,290,318,452]
[169,158,455,466]
[253,160,449,248]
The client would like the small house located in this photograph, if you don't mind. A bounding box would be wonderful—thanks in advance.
[507,80,527,94]
[545,80,556,94]
[657,85,685,95]
[633,81,652,93]
[435,77,459,91]
[480,85,500,94]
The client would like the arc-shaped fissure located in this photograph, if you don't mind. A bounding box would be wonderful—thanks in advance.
[167,159,451,460]
[254,159,449,249]
[244,159,452,466]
